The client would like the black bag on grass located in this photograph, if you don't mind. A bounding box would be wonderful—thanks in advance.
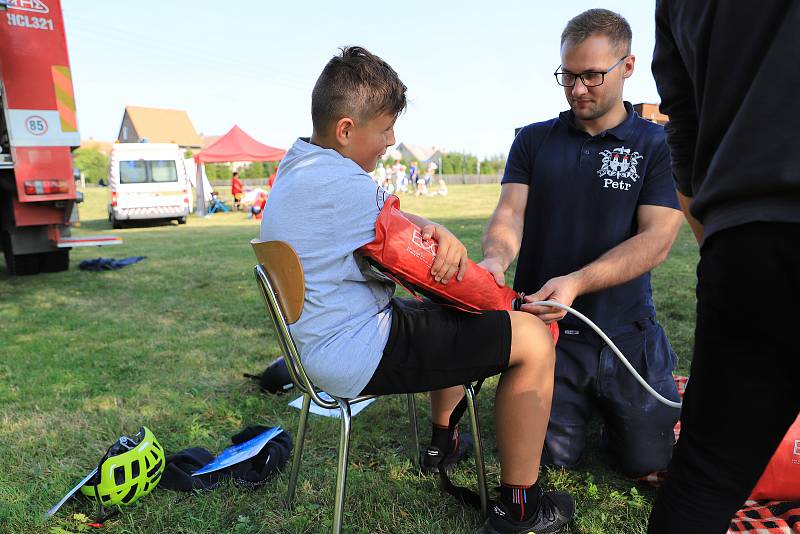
[244,357,294,394]
[160,425,293,492]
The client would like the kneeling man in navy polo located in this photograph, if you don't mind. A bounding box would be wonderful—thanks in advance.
[481,9,684,477]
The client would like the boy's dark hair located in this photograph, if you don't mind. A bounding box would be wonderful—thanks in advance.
[311,46,407,134]
[561,9,632,56]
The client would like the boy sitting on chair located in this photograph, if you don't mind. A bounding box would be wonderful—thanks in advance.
[259,46,575,534]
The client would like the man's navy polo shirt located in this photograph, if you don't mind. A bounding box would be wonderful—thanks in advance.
[502,101,680,330]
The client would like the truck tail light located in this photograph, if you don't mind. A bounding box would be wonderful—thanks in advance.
[182,189,188,203]
[111,192,117,207]
[24,180,70,195]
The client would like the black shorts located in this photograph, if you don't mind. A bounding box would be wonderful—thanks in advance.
[360,298,512,395]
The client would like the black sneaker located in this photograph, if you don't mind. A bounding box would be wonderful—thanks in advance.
[420,432,473,475]
[475,491,575,534]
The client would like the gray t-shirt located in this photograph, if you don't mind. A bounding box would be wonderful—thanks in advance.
[259,138,394,398]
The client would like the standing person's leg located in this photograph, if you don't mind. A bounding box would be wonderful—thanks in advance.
[599,319,680,477]
[648,223,800,534]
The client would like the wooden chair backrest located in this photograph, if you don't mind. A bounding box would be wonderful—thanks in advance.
[250,240,304,324]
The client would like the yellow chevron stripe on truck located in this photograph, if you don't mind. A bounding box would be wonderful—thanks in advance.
[51,65,77,132]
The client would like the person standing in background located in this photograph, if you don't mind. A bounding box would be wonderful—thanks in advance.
[648,2,800,532]
[231,171,244,211]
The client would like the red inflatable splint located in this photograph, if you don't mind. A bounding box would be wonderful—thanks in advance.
[750,413,800,500]
[359,195,559,342]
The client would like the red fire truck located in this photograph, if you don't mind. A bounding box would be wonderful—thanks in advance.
[0,0,119,275]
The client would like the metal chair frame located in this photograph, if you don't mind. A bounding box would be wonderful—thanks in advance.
[252,240,487,533]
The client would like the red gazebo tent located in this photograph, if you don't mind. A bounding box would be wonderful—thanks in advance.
[193,125,286,214]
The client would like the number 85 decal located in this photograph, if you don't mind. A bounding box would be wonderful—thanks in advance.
[25,115,48,136]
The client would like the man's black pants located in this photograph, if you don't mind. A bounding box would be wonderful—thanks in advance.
[543,318,680,478]
[648,222,800,533]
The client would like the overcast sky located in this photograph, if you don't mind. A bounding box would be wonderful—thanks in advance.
[63,0,662,158]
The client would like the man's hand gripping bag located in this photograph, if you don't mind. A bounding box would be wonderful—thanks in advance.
[359,194,558,342]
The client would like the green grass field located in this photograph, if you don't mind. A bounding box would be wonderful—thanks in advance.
[0,185,698,534]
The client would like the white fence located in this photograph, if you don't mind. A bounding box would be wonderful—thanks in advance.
[209,174,502,188]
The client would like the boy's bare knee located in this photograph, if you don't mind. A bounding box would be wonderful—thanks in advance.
[507,311,555,368]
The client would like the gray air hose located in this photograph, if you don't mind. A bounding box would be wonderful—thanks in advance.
[532,300,682,409]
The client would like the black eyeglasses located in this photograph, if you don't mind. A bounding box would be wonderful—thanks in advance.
[554,56,628,87]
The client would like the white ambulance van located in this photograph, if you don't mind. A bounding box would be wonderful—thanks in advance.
[107,143,192,228]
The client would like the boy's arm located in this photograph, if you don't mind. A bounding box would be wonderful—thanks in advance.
[401,210,468,284]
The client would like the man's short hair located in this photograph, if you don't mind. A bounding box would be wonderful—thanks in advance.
[311,46,407,134]
[561,9,632,56]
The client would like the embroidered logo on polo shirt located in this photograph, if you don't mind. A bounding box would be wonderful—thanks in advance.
[597,146,643,191]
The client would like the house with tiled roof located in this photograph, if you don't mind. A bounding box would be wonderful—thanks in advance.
[200,133,221,149]
[634,103,669,125]
[79,138,113,156]
[397,142,444,163]
[117,106,203,150]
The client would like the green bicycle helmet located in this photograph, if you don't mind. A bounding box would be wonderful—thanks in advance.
[80,426,165,506]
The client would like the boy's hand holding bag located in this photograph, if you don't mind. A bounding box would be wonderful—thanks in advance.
[359,194,559,342]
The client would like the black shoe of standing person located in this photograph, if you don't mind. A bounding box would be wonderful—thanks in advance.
[420,432,473,475]
[476,491,576,534]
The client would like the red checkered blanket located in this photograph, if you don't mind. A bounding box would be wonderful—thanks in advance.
[638,376,800,534]
[728,501,800,533]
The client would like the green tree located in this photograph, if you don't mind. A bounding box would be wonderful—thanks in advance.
[440,152,481,174]
[243,162,265,180]
[440,152,462,174]
[465,154,478,174]
[204,163,231,181]
[72,148,108,184]
[264,161,279,176]
[480,153,507,174]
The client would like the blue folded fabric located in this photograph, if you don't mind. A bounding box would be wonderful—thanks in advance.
[79,256,147,271]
